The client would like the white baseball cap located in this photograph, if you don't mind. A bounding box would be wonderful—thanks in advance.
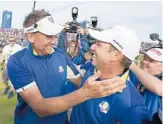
[24,16,64,36]
[88,25,141,60]
[144,47,163,62]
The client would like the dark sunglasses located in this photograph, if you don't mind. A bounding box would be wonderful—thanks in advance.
[9,40,15,43]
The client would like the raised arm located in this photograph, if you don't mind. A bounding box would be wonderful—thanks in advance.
[130,62,162,96]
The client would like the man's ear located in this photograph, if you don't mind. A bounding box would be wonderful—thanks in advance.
[26,33,35,43]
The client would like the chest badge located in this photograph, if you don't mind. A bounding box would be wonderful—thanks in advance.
[99,101,109,114]
[58,66,64,73]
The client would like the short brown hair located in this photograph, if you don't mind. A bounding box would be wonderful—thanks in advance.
[121,56,132,69]
[23,9,51,28]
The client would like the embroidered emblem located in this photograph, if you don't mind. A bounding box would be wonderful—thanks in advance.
[59,66,64,73]
[99,101,109,114]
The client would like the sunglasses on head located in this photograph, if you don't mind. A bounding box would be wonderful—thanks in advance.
[9,40,15,43]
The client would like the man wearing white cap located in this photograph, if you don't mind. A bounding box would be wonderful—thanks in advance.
[7,10,126,124]
[140,47,162,124]
[70,26,152,124]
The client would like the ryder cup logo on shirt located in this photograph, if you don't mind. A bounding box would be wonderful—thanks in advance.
[99,101,109,114]
[58,66,64,73]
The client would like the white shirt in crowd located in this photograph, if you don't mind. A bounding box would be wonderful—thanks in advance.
[2,44,23,64]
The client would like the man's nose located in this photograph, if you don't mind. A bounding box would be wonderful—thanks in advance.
[50,36,57,44]
[142,60,148,66]
[90,43,96,51]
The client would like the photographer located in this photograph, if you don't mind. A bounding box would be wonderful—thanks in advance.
[57,7,91,65]
[58,29,90,65]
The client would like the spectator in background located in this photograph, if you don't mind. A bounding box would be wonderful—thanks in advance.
[140,47,162,124]
[57,26,91,65]
[1,36,23,98]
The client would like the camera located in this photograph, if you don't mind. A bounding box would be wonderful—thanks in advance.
[66,7,80,33]
[89,16,103,31]
[150,33,162,48]
[91,16,98,28]
[87,16,103,44]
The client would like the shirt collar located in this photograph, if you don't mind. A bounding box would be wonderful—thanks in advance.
[94,68,129,81]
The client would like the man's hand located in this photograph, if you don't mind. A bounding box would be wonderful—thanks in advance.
[77,26,85,35]
[82,71,126,99]
[129,61,137,70]
[77,26,89,35]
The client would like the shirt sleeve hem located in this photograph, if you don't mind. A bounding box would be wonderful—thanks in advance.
[15,81,36,93]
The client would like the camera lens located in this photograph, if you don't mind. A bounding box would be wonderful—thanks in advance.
[92,21,97,28]
[71,24,77,33]
[71,26,77,30]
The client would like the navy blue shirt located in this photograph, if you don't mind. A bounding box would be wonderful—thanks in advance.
[7,44,79,124]
[129,70,139,87]
[70,65,152,124]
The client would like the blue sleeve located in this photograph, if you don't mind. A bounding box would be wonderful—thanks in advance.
[129,70,139,87]
[72,49,86,65]
[80,35,90,52]
[143,91,162,116]
[65,54,79,75]
[57,31,68,52]
[80,61,92,70]
[7,56,35,91]
[120,106,152,124]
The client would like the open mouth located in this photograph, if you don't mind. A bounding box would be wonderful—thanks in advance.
[90,50,97,61]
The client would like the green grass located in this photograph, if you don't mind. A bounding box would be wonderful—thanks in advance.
[0,71,16,124]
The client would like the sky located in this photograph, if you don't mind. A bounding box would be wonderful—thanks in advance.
[0,1,162,42]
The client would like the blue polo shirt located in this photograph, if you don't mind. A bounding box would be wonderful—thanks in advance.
[7,44,79,124]
[129,70,139,87]
[142,73,162,117]
[70,65,152,124]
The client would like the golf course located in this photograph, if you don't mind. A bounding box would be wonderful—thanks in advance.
[0,69,16,124]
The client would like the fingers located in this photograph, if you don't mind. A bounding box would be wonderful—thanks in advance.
[104,84,127,97]
[64,24,70,29]
[103,80,126,91]
[96,77,126,97]
[84,74,127,99]
[84,29,89,35]
[94,83,126,98]
[99,76,122,86]
[77,27,85,35]
[110,84,127,94]
[87,70,100,83]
